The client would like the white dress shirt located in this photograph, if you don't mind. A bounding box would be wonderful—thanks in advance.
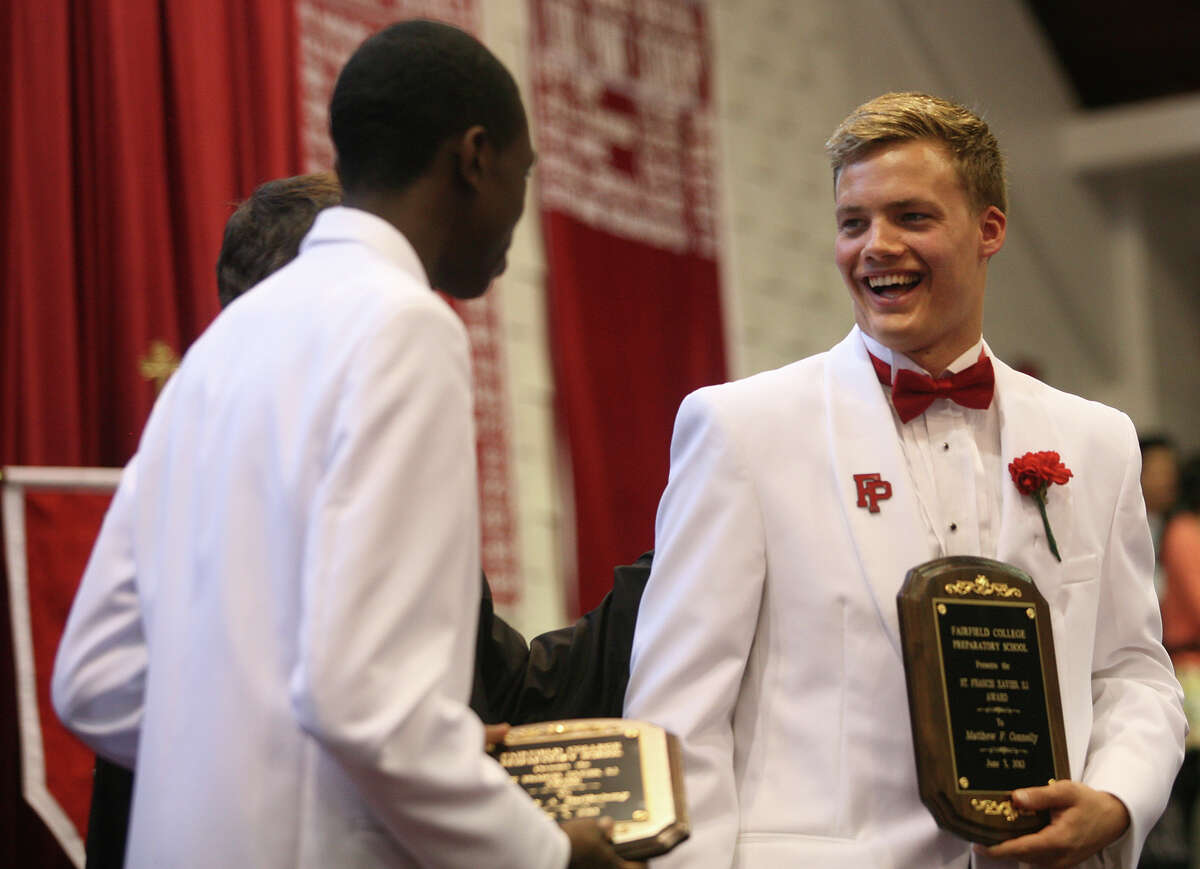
[52,207,569,869]
[860,331,1002,559]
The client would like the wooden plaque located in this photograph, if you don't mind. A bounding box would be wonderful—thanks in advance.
[492,718,690,859]
[897,556,1070,844]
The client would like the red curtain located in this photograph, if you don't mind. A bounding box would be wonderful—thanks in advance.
[1,1,301,863]
[544,216,726,614]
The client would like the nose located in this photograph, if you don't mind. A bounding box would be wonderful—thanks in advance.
[862,220,903,260]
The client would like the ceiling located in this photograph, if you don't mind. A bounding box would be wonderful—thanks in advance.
[1024,0,1200,275]
[1024,0,1200,109]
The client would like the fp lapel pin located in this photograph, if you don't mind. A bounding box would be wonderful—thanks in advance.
[854,472,893,513]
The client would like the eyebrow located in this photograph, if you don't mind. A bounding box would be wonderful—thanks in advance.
[836,197,938,215]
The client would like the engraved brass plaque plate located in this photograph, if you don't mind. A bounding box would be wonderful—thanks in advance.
[492,718,689,858]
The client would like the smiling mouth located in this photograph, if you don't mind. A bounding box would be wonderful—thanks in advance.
[863,273,922,300]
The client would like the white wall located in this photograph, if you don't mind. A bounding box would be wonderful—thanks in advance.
[481,0,569,638]
[482,0,1200,636]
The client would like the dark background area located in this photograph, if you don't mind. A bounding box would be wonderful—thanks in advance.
[1025,0,1200,108]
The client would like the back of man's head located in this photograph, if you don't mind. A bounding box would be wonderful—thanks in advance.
[215,172,342,308]
[329,18,525,196]
[1139,432,1179,516]
[1140,433,1175,457]
[1180,455,1200,514]
[825,92,1007,215]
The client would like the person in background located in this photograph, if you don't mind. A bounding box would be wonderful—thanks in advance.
[1142,434,1183,594]
[624,91,1185,868]
[84,169,650,869]
[214,172,345,308]
[216,173,651,727]
[1162,454,1200,704]
[1143,450,1200,869]
[52,20,640,869]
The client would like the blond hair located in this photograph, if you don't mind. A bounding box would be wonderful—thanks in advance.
[825,92,1007,214]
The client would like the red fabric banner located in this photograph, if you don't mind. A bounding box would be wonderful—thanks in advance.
[531,0,727,615]
[24,494,101,847]
[8,487,117,861]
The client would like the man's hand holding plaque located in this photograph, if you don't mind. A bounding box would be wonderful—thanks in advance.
[490,718,689,859]
[971,780,1130,866]
[562,817,647,869]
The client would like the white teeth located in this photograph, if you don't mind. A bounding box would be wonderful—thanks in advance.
[866,274,920,289]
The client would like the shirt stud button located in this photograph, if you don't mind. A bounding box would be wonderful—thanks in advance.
[942,442,950,451]
[949,523,958,532]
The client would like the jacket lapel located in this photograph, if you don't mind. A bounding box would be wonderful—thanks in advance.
[825,329,936,656]
[993,359,1073,589]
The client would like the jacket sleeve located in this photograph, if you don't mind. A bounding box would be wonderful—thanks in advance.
[51,456,146,769]
[471,573,532,724]
[623,389,767,868]
[496,552,652,725]
[1083,417,1186,867]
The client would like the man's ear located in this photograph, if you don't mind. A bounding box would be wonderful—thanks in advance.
[978,205,1006,260]
[454,125,489,192]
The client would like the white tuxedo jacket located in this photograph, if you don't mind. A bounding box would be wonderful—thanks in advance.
[624,328,1184,868]
[52,208,568,869]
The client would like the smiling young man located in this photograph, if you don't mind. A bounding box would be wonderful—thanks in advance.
[624,92,1184,868]
[52,20,635,869]
[832,134,1004,378]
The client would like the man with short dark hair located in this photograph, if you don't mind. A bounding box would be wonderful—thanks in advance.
[83,161,650,866]
[625,92,1184,868]
[52,20,635,869]
[212,172,647,729]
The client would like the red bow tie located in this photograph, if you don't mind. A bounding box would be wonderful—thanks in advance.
[869,351,995,423]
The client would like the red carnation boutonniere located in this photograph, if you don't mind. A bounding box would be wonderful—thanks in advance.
[1008,451,1073,562]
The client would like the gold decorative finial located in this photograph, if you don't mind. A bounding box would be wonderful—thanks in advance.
[139,340,180,394]
[945,574,1022,598]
